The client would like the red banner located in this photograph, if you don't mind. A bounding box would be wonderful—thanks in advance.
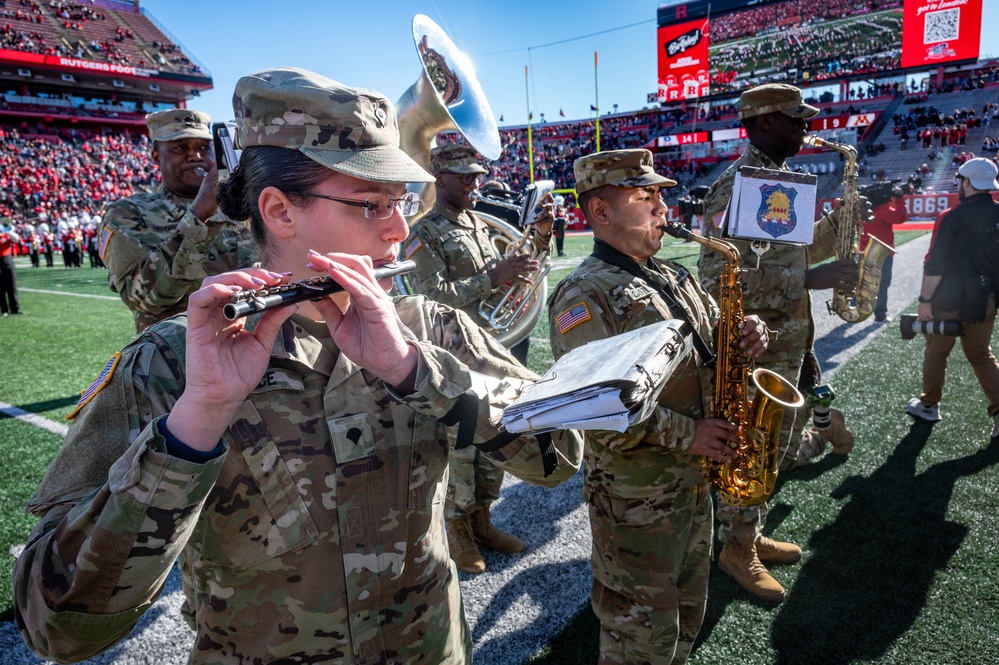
[657,18,710,102]
[0,48,188,81]
[901,0,982,68]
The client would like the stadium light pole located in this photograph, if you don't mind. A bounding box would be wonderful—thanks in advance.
[525,65,535,183]
[594,51,600,153]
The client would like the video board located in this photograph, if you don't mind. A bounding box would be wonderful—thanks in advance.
[657,0,982,100]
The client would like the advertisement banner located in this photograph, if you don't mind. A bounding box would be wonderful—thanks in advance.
[656,131,710,147]
[657,18,710,101]
[810,113,878,131]
[901,0,982,68]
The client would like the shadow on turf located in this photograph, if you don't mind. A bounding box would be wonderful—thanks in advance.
[814,319,885,374]
[767,420,999,664]
[0,395,80,416]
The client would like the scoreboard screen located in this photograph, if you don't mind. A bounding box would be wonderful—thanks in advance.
[657,0,982,100]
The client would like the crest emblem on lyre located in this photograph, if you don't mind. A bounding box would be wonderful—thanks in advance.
[756,184,797,239]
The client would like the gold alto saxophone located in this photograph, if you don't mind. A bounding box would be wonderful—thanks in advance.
[664,223,804,506]
[804,135,896,323]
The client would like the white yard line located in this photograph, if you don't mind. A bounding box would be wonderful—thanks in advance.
[0,401,69,437]
[19,287,118,301]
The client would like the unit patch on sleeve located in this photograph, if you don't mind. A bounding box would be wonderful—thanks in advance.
[556,302,591,334]
[67,352,122,420]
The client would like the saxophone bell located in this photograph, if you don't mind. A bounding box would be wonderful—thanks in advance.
[670,223,804,506]
[806,134,894,323]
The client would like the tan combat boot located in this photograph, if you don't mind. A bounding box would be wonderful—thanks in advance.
[718,536,786,602]
[470,505,526,554]
[755,536,802,565]
[822,408,854,455]
[447,516,486,574]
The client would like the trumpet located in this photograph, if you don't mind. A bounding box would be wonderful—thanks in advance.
[223,261,415,321]
[473,181,554,335]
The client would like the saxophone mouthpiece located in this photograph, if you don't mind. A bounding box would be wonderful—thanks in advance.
[661,221,690,240]
[803,134,823,148]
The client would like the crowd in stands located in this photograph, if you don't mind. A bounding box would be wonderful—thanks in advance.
[0,125,157,222]
[0,0,203,75]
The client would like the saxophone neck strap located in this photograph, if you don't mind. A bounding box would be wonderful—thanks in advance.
[590,238,716,368]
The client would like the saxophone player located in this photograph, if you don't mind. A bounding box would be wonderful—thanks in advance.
[548,149,769,665]
[699,83,863,602]
[403,144,555,575]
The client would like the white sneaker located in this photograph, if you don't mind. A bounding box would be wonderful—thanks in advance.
[991,413,999,439]
[907,398,942,422]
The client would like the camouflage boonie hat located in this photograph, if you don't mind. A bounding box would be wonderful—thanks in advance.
[430,144,489,175]
[739,83,819,120]
[145,109,211,141]
[573,149,676,194]
[232,67,434,184]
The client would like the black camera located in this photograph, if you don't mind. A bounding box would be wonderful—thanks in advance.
[859,181,902,206]
[212,121,240,181]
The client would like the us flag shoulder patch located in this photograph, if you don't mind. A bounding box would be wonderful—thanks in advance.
[98,227,113,260]
[66,353,121,420]
[403,237,422,258]
[556,302,591,334]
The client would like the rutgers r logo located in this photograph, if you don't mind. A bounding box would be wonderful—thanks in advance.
[675,5,688,19]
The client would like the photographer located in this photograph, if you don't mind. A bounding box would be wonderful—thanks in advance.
[908,158,999,437]
[676,185,708,237]
[553,194,567,256]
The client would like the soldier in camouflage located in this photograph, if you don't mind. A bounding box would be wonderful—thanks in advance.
[99,108,256,333]
[699,83,860,603]
[403,144,556,574]
[549,148,769,665]
[13,67,583,665]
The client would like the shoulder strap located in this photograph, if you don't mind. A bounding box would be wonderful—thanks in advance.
[590,239,716,367]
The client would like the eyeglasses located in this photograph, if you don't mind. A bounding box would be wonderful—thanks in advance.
[305,191,422,219]
[445,172,482,186]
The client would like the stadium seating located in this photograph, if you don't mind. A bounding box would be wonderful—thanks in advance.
[0,126,157,221]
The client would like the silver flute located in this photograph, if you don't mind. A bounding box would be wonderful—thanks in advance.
[222,260,415,321]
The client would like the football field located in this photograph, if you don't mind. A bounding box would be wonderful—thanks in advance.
[1,231,997,664]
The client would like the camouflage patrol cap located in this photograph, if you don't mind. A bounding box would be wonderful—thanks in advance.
[232,67,434,184]
[430,144,489,175]
[145,108,211,141]
[573,149,677,194]
[739,83,819,120]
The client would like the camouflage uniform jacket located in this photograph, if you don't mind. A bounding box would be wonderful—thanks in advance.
[404,201,552,328]
[699,144,837,361]
[548,250,718,500]
[14,296,582,665]
[99,182,256,332]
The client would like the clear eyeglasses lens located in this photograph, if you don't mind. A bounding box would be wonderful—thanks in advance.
[366,192,421,219]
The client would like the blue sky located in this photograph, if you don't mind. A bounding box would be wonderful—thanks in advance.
[140,0,999,128]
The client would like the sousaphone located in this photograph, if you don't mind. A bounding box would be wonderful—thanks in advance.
[394,14,547,349]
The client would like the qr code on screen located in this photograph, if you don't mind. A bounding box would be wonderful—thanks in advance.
[924,8,959,44]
